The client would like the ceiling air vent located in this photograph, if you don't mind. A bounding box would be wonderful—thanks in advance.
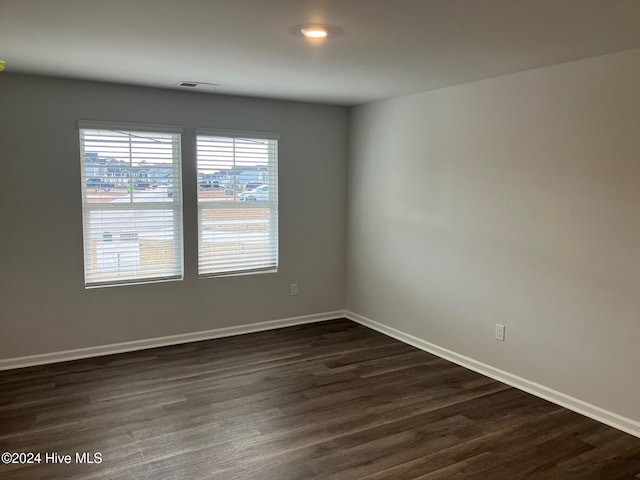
[176,81,220,89]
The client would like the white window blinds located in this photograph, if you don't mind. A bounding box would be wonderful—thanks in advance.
[79,121,183,287]
[196,129,279,276]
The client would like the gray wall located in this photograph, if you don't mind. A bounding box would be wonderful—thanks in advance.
[0,74,347,359]
[347,48,640,421]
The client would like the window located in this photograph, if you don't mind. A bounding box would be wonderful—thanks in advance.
[79,121,183,287]
[196,129,279,276]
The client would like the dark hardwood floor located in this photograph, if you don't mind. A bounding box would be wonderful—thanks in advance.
[0,319,639,479]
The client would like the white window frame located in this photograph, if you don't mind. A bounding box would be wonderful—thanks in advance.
[196,128,280,277]
[79,120,184,288]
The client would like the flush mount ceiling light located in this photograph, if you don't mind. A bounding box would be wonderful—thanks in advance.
[291,24,340,41]
[301,26,329,39]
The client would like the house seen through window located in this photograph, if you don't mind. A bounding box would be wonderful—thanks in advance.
[79,122,183,287]
[196,130,279,276]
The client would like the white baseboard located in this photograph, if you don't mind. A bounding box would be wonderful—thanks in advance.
[0,310,344,371]
[345,310,640,439]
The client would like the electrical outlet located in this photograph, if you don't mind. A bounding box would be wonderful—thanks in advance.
[290,283,298,296]
[495,324,505,341]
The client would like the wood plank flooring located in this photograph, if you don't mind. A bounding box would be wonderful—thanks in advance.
[0,319,639,479]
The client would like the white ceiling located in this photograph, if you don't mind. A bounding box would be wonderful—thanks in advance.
[2,0,640,105]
